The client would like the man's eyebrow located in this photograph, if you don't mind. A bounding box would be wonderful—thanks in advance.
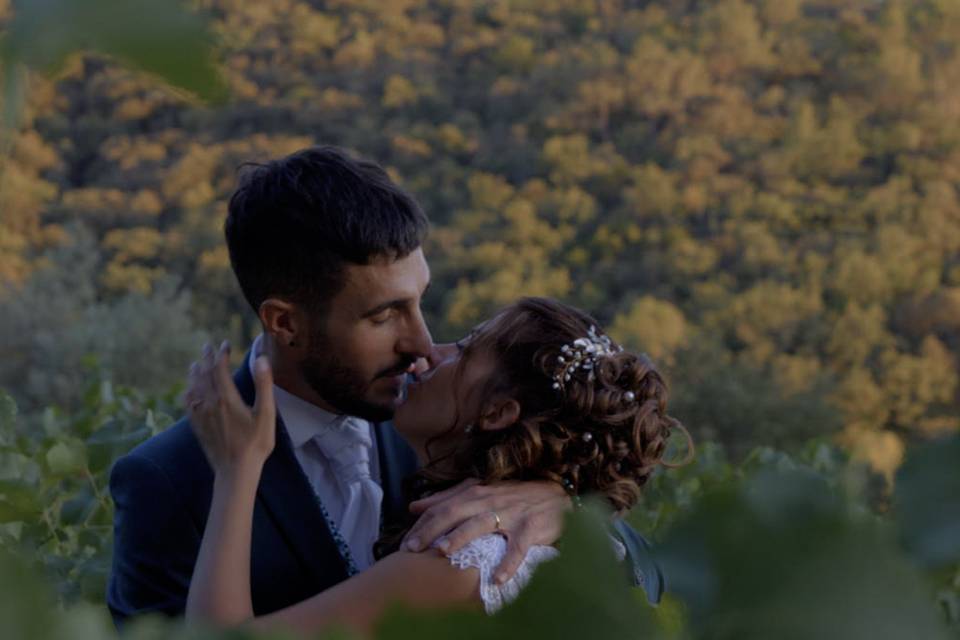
[360,280,431,318]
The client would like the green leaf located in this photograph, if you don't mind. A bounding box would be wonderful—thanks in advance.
[0,62,27,138]
[0,391,17,449]
[0,450,40,484]
[77,528,107,552]
[0,0,225,102]
[494,500,664,639]
[74,557,110,603]
[0,550,59,640]
[99,380,115,407]
[0,479,42,523]
[53,603,116,640]
[85,419,151,474]
[59,485,96,526]
[894,434,960,569]
[41,408,62,439]
[45,439,88,476]
[656,469,951,640]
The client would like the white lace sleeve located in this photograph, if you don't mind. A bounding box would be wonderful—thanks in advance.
[445,533,627,614]
[445,534,559,614]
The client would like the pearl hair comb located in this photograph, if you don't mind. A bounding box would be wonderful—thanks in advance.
[552,325,622,392]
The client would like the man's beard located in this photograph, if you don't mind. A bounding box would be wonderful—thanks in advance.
[299,335,411,423]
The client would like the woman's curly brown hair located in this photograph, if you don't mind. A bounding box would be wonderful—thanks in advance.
[375,297,691,557]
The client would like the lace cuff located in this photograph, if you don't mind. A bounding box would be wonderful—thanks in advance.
[446,534,559,614]
[445,533,627,614]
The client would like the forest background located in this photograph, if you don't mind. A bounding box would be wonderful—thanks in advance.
[0,0,958,639]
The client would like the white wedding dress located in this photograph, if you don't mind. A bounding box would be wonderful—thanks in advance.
[444,533,626,614]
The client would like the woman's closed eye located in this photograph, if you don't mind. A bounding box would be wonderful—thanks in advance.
[456,329,478,352]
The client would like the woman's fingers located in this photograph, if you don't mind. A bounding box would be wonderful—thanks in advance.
[201,342,215,376]
[495,521,535,585]
[185,361,200,404]
[433,506,518,556]
[252,355,275,427]
[408,478,481,514]
[186,349,214,411]
[187,341,276,468]
[403,479,482,550]
[185,368,202,424]
[212,340,246,410]
[211,341,231,396]
[200,342,218,403]
[404,483,512,551]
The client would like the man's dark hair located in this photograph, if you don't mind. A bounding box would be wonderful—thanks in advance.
[225,146,429,314]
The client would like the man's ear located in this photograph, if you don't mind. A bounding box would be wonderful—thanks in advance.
[478,397,521,432]
[259,298,303,348]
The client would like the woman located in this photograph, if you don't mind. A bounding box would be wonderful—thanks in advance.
[184,297,689,636]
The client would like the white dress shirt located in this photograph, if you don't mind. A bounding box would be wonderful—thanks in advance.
[247,335,382,570]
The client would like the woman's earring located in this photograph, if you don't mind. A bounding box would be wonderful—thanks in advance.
[464,424,475,434]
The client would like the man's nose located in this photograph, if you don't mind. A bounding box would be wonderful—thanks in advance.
[399,309,433,361]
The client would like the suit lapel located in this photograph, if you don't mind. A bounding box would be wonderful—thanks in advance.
[373,420,419,526]
[233,357,349,588]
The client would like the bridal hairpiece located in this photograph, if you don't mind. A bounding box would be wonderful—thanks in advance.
[552,325,623,392]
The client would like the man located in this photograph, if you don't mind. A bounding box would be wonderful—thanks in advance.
[107,147,584,625]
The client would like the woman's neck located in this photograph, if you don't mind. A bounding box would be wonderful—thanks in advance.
[409,436,460,474]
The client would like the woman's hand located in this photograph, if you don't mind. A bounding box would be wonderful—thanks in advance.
[185,341,276,473]
[402,479,570,585]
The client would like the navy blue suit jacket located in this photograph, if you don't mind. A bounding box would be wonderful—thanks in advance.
[107,356,418,625]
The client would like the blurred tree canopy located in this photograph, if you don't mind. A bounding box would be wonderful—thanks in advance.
[0,3,959,636]
[1,0,959,473]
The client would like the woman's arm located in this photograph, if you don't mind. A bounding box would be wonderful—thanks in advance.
[183,343,275,624]
[185,460,262,622]
[182,343,483,636]
[189,454,480,634]
[249,550,480,637]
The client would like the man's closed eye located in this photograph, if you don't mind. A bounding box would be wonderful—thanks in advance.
[370,309,395,325]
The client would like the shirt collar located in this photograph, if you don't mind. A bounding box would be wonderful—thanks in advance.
[247,334,345,449]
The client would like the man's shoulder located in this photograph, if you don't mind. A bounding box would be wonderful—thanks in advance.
[113,416,210,487]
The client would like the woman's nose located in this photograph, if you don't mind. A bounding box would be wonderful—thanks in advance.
[427,342,458,369]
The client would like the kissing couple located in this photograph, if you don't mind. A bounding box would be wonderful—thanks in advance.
[107,146,690,636]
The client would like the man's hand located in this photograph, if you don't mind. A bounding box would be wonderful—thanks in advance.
[402,479,570,585]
